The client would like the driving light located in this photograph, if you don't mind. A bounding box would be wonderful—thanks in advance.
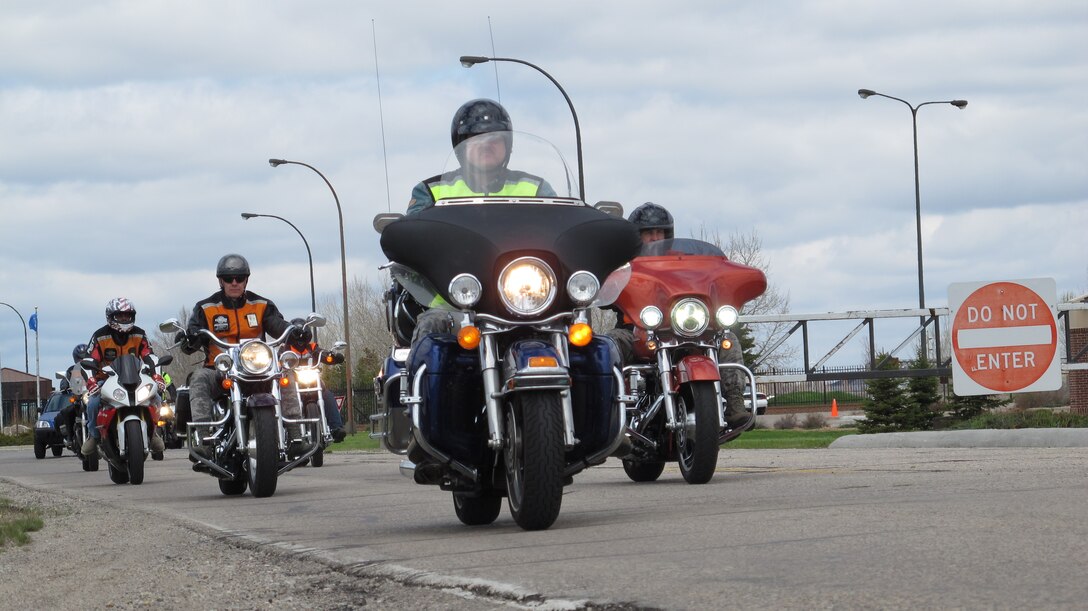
[280,351,299,371]
[566,271,600,306]
[135,383,155,404]
[568,322,593,347]
[716,305,739,328]
[458,325,481,350]
[640,306,664,329]
[498,257,556,316]
[240,341,274,375]
[671,298,710,337]
[214,353,233,373]
[159,405,174,418]
[449,274,483,308]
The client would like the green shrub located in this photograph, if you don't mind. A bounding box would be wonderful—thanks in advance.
[0,432,33,447]
[950,409,1088,430]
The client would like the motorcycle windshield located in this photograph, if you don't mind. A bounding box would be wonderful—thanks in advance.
[434,131,578,202]
[381,203,641,317]
[614,238,768,327]
[112,354,143,389]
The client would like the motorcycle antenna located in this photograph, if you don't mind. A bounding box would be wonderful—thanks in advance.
[488,16,501,102]
[372,19,392,212]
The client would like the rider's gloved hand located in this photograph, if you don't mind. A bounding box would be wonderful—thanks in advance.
[176,331,201,354]
[86,376,100,395]
[152,373,167,395]
[287,324,312,350]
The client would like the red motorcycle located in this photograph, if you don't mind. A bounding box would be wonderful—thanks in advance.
[612,238,766,484]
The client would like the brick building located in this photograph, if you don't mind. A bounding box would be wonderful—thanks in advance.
[1,367,52,428]
[1069,294,1088,415]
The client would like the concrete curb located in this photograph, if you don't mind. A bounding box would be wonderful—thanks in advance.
[829,428,1088,449]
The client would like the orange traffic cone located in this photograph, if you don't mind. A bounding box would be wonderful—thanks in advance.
[830,398,839,418]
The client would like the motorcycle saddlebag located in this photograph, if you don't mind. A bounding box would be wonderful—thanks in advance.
[409,334,488,465]
[567,336,622,460]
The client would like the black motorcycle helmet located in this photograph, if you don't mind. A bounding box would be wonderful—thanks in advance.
[216,253,251,279]
[628,202,674,239]
[72,343,89,363]
[450,98,513,167]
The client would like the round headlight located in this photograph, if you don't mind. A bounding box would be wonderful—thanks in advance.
[159,404,174,418]
[716,305,739,328]
[448,274,483,308]
[640,306,664,329]
[113,388,128,402]
[498,257,557,316]
[240,341,274,375]
[566,271,600,306]
[670,298,710,337]
[296,368,321,387]
[213,353,233,373]
[280,351,299,371]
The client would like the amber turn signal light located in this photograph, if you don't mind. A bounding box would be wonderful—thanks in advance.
[720,338,733,350]
[528,356,558,368]
[221,378,233,390]
[458,325,481,350]
[568,322,593,347]
[279,376,290,387]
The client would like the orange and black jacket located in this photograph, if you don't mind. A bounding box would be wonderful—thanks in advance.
[184,289,291,367]
[87,324,153,380]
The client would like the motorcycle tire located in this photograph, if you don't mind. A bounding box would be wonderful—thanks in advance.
[108,462,129,484]
[622,459,666,482]
[247,408,279,498]
[52,445,64,457]
[310,446,324,468]
[453,491,502,526]
[219,476,248,496]
[124,420,146,485]
[34,440,46,459]
[675,381,720,485]
[503,392,564,531]
[82,453,100,472]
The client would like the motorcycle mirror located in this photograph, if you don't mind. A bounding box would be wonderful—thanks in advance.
[373,212,403,234]
[305,313,327,328]
[54,371,65,380]
[159,318,182,333]
[594,201,624,217]
[157,354,174,367]
[332,341,348,351]
[79,358,96,370]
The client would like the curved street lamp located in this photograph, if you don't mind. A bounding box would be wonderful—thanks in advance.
[858,88,967,355]
[240,212,316,312]
[0,301,29,372]
[459,55,586,202]
[268,158,354,433]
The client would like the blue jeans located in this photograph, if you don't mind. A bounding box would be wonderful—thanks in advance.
[322,388,343,429]
[86,395,101,440]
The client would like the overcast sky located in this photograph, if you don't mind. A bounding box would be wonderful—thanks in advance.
[2,0,1086,379]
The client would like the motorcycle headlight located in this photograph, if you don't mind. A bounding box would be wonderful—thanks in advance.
[280,350,299,371]
[240,341,274,375]
[448,274,483,308]
[716,305,739,328]
[112,388,128,402]
[670,298,710,337]
[566,271,600,306]
[498,257,556,316]
[295,368,321,387]
[135,383,155,404]
[214,353,233,373]
[640,306,664,329]
[159,404,174,418]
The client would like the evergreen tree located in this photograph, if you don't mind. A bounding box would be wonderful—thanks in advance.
[735,323,760,369]
[906,348,940,430]
[946,392,1005,421]
[858,352,913,433]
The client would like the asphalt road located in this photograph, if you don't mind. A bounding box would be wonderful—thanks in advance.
[4,442,1087,609]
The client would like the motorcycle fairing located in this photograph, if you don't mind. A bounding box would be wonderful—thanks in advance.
[112,354,143,390]
[380,203,640,317]
[675,354,721,384]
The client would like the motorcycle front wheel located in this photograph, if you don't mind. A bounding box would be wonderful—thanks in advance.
[125,420,146,485]
[247,408,279,498]
[503,392,564,531]
[676,381,720,484]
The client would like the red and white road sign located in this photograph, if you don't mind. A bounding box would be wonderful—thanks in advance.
[949,278,1060,396]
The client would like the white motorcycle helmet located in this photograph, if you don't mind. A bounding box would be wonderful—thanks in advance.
[106,297,137,333]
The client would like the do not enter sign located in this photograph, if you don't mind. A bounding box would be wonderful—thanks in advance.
[949,278,1060,396]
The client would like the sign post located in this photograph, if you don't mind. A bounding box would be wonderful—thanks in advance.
[949,278,1060,396]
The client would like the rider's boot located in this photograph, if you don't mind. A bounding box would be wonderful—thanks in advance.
[149,429,166,454]
[331,427,346,443]
[81,436,98,456]
[720,384,752,444]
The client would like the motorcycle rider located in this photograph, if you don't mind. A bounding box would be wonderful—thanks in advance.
[406,98,557,215]
[285,321,347,443]
[608,202,752,438]
[57,343,89,446]
[404,99,559,360]
[177,254,311,459]
[81,298,167,456]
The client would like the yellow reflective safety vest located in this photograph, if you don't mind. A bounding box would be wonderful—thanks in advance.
[427,171,545,201]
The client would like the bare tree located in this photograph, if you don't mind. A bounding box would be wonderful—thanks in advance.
[317,274,395,386]
[148,306,204,387]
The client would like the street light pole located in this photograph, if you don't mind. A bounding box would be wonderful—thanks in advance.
[459,55,586,202]
[267,159,355,433]
[858,89,967,356]
[0,301,29,372]
[240,213,316,312]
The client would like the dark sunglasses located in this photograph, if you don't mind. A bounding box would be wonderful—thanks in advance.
[219,275,249,284]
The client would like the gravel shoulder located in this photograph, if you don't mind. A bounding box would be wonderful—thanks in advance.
[0,478,515,610]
